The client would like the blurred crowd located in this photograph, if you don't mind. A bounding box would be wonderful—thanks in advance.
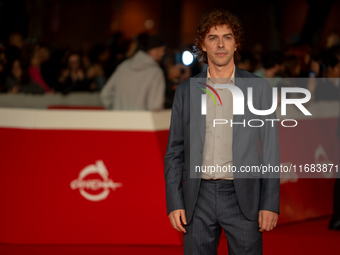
[0,32,124,95]
[0,31,340,109]
[238,33,340,103]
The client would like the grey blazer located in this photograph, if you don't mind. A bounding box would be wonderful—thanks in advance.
[164,66,280,223]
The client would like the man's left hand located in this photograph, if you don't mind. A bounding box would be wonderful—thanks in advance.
[258,210,278,232]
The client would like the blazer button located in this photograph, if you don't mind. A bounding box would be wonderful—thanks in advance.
[200,148,203,153]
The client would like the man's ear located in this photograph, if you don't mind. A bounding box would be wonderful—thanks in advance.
[201,42,207,52]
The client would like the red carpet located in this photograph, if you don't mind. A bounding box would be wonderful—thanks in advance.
[1,217,339,255]
[262,216,340,255]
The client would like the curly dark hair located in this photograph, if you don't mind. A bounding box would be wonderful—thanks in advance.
[193,9,244,64]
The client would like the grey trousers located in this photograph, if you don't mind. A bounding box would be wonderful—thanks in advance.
[183,179,262,255]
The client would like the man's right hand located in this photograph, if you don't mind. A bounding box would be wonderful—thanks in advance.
[168,209,187,233]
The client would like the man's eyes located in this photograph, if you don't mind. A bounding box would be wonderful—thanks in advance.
[209,36,232,40]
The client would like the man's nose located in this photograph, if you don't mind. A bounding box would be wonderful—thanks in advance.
[218,39,224,48]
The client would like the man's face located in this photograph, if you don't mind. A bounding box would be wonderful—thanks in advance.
[201,24,237,67]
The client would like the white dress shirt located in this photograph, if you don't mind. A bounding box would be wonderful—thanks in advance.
[201,65,235,180]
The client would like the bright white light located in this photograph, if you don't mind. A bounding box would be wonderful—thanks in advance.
[182,51,193,66]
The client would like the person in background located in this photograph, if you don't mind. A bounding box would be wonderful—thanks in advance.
[80,39,92,71]
[163,52,191,109]
[58,52,88,94]
[162,53,181,109]
[325,32,340,50]
[283,55,301,78]
[106,32,128,77]
[314,53,340,102]
[125,34,142,59]
[254,51,283,78]
[251,42,264,72]
[28,45,50,92]
[237,51,253,72]
[86,45,109,91]
[6,32,24,61]
[277,55,301,99]
[8,33,24,50]
[38,44,57,91]
[0,47,7,92]
[253,51,283,87]
[5,58,44,94]
[100,35,166,111]
[285,44,311,77]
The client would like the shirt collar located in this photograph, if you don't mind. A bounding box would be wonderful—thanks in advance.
[207,65,235,84]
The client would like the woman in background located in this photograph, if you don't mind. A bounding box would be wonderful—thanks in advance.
[58,52,88,94]
[5,58,44,94]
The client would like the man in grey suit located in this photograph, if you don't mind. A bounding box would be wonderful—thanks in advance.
[164,9,280,255]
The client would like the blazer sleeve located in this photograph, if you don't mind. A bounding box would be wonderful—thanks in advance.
[164,84,185,215]
[259,81,281,214]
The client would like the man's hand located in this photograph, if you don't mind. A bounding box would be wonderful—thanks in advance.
[258,210,278,232]
[168,209,187,233]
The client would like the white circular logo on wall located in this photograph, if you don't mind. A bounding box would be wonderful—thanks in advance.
[70,160,122,201]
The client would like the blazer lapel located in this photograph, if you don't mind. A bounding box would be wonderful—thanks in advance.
[233,66,247,135]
